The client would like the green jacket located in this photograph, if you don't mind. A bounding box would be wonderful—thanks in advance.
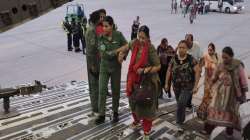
[85,24,100,73]
[98,30,127,73]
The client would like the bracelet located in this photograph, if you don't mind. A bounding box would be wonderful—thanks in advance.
[143,68,146,74]
[144,67,153,74]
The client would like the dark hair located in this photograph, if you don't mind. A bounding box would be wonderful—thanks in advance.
[89,10,100,25]
[139,25,150,38]
[222,46,234,57]
[178,40,189,48]
[208,42,215,51]
[161,38,168,44]
[103,16,114,26]
[185,33,193,41]
[98,9,106,15]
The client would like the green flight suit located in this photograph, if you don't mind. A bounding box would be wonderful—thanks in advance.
[128,41,161,119]
[85,24,100,113]
[98,30,127,116]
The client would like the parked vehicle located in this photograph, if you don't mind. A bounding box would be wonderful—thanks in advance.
[203,0,244,13]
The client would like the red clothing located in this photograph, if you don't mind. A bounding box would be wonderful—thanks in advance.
[126,40,149,96]
[96,23,104,36]
[95,24,104,59]
[132,112,152,134]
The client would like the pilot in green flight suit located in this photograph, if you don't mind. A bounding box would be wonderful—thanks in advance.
[85,11,101,116]
[95,16,128,124]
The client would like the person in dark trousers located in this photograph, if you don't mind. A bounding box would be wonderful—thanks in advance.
[165,40,200,131]
[171,0,174,14]
[71,18,81,52]
[198,1,205,14]
[131,16,140,40]
[77,20,86,54]
[62,17,72,51]
[171,0,178,14]
[174,0,178,14]
[157,38,175,98]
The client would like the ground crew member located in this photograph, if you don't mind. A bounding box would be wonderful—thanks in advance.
[78,20,86,54]
[95,16,128,124]
[71,18,81,52]
[62,17,72,51]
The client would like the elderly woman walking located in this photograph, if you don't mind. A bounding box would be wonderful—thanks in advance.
[205,46,248,137]
[117,25,161,140]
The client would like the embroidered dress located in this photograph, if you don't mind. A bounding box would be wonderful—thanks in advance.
[197,53,220,120]
[207,60,248,129]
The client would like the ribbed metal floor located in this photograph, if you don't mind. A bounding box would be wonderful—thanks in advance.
[0,81,240,140]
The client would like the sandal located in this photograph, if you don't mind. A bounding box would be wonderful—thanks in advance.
[129,122,141,129]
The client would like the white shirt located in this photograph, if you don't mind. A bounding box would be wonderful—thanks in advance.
[187,41,203,61]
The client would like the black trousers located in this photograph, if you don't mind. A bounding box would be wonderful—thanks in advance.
[67,33,72,49]
[187,93,193,108]
[158,64,171,97]
[73,34,80,49]
[174,89,192,124]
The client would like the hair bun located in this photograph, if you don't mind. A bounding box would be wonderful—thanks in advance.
[139,25,150,38]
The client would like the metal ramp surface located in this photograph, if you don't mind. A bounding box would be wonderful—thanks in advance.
[0,81,240,140]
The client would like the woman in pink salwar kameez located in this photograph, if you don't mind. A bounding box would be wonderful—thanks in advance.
[206,46,248,137]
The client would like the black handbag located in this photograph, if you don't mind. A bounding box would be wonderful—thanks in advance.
[130,75,154,106]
